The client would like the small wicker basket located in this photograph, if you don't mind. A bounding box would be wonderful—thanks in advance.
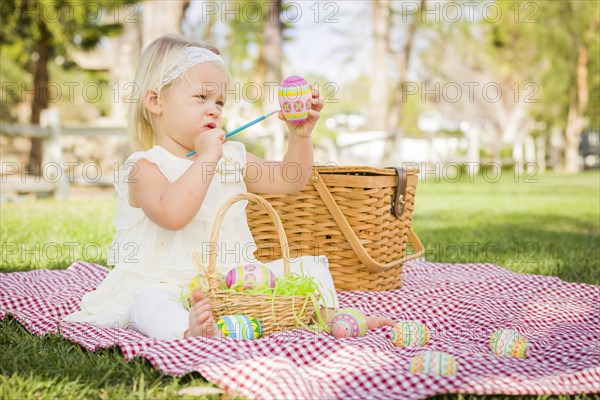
[194,192,318,337]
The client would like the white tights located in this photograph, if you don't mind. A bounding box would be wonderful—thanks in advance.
[128,287,188,340]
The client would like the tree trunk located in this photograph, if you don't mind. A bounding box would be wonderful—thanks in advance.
[369,0,390,131]
[182,0,191,19]
[500,99,529,171]
[28,23,51,176]
[260,0,284,160]
[563,99,585,173]
[382,0,425,165]
[563,40,589,173]
[142,0,184,48]
[535,134,546,173]
[562,15,597,173]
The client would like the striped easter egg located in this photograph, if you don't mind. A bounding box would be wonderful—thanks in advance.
[190,274,203,290]
[216,315,262,340]
[225,264,276,292]
[489,328,530,358]
[190,273,227,292]
[278,75,311,125]
[330,308,367,338]
[409,351,457,377]
[390,321,430,347]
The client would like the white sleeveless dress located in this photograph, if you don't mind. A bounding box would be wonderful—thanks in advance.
[65,142,338,333]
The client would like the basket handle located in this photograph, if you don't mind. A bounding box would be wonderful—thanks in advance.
[311,169,424,272]
[405,227,425,262]
[207,192,291,276]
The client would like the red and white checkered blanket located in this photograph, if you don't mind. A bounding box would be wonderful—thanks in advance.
[1,260,598,399]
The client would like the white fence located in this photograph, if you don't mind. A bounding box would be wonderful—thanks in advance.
[0,108,127,200]
[321,130,482,174]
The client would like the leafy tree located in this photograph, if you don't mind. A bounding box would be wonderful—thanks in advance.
[1,0,139,174]
[491,0,599,172]
[414,0,598,171]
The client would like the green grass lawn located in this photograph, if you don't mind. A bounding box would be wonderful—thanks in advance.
[1,171,599,399]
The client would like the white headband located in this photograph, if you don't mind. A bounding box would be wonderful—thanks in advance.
[156,47,224,90]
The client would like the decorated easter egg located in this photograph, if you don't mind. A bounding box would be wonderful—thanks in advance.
[225,264,276,292]
[190,273,227,291]
[390,321,431,347]
[216,315,262,340]
[278,75,312,125]
[330,308,367,338]
[190,274,203,290]
[489,328,530,358]
[409,351,457,377]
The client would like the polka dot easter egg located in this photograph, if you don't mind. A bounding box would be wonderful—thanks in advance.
[225,263,276,292]
[489,328,531,358]
[409,351,457,377]
[278,75,312,125]
[330,308,367,338]
[217,315,262,340]
[390,321,430,347]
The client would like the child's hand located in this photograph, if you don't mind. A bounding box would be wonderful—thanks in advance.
[279,89,323,138]
[195,128,225,161]
[366,315,395,330]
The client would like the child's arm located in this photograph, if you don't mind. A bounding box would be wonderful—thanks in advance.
[245,90,324,194]
[319,307,395,333]
[129,130,225,231]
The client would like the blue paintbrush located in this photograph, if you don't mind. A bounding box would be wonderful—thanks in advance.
[185,108,280,157]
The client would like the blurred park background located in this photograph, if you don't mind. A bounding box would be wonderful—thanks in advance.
[1,0,599,200]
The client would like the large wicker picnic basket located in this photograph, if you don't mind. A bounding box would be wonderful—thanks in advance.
[195,192,317,337]
[247,165,424,292]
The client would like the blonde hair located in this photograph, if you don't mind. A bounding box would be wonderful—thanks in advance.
[128,35,224,151]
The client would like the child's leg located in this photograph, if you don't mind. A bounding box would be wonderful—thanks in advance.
[129,288,221,340]
[320,306,395,331]
[128,288,188,340]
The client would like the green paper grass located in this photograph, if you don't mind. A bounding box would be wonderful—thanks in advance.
[180,263,330,332]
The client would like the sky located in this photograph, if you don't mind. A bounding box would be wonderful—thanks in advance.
[186,1,372,83]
